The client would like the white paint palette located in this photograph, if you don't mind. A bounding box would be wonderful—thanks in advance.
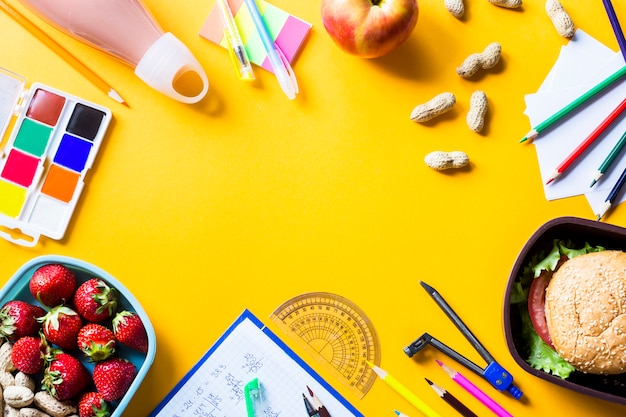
[0,68,111,246]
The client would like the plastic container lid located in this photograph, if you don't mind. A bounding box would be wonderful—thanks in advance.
[135,33,209,104]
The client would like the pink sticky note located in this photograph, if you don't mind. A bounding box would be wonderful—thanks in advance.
[199,0,312,72]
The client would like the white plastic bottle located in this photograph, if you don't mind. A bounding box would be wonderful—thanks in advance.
[19,0,209,103]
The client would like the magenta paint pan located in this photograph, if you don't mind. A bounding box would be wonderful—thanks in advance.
[0,67,111,247]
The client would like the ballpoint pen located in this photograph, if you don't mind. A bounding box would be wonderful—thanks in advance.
[216,0,255,81]
[243,0,298,99]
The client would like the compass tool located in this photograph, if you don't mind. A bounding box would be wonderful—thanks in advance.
[404,281,522,400]
[270,292,381,399]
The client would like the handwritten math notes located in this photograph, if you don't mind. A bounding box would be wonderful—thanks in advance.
[149,309,363,417]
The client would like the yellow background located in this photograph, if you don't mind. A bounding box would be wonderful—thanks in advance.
[1,0,626,415]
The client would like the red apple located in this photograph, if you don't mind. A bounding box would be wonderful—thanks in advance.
[321,0,419,58]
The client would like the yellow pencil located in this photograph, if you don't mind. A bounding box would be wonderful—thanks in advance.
[0,0,127,106]
[367,361,442,417]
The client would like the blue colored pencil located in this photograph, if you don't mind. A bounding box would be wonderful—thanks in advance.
[602,0,626,60]
[597,166,626,220]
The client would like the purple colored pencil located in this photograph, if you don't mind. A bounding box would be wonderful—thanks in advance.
[602,0,626,60]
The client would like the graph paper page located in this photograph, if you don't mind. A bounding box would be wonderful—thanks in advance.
[149,310,362,417]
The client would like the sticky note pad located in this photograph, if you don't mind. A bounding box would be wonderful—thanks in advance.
[199,0,312,73]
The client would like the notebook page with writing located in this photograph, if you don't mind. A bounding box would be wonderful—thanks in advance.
[149,309,363,417]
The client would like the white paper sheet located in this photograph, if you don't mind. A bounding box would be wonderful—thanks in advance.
[523,29,626,215]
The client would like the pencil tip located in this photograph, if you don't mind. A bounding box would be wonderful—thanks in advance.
[590,179,597,187]
[394,411,401,416]
[420,281,434,293]
[520,129,537,143]
[435,359,443,366]
[306,385,313,396]
[425,378,433,385]
[546,177,555,185]
[109,88,128,106]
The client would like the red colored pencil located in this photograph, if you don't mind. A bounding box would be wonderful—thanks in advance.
[546,97,626,184]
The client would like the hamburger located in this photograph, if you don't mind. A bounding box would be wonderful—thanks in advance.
[545,250,626,375]
[510,240,626,379]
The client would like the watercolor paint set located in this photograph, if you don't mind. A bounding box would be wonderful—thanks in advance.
[0,67,111,247]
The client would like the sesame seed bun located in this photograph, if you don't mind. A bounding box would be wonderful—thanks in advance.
[545,250,626,375]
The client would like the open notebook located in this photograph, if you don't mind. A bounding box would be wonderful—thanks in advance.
[149,309,363,417]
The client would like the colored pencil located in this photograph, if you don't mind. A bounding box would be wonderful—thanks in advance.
[437,361,513,417]
[367,362,442,417]
[0,0,127,106]
[602,0,626,60]
[425,378,478,417]
[303,393,321,417]
[545,97,626,184]
[306,386,331,417]
[590,131,626,187]
[394,411,411,417]
[597,166,626,220]
[520,66,626,143]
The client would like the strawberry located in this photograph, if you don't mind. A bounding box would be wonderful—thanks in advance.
[93,357,136,401]
[77,323,116,362]
[11,335,46,374]
[73,278,118,323]
[29,263,76,307]
[43,351,91,400]
[78,391,110,417]
[40,305,83,350]
[0,300,45,341]
[112,311,148,353]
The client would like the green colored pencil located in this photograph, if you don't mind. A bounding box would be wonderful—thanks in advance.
[591,131,626,187]
[520,65,626,143]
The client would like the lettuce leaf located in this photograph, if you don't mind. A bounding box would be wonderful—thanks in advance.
[530,241,561,278]
[520,305,575,379]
